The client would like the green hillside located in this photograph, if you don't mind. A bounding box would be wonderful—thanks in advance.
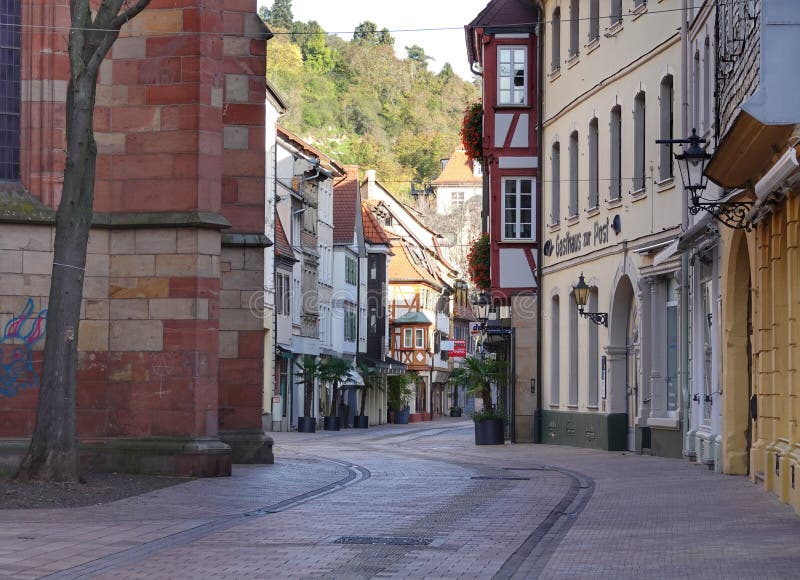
[261,2,480,196]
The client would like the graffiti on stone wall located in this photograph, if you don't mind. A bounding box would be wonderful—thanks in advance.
[0,299,48,398]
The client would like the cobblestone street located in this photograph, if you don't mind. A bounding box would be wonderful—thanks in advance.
[2,419,800,579]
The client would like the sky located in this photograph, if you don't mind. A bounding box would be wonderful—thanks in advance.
[257,0,491,80]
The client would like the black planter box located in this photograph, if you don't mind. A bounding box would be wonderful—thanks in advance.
[450,408,462,417]
[323,416,341,431]
[353,415,369,429]
[394,409,410,424]
[474,418,504,445]
[297,417,316,433]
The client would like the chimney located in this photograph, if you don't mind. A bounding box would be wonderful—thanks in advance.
[365,169,376,183]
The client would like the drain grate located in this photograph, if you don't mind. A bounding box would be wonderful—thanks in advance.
[471,476,531,481]
[334,536,433,546]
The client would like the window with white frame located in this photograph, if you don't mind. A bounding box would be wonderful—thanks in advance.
[451,190,465,210]
[503,177,535,240]
[633,91,646,192]
[659,75,674,182]
[344,304,357,342]
[569,131,579,216]
[415,328,425,349]
[551,142,560,224]
[588,118,599,208]
[276,272,291,315]
[403,327,413,348]
[610,105,622,199]
[498,46,527,105]
[345,254,358,285]
[551,8,561,72]
[550,294,560,406]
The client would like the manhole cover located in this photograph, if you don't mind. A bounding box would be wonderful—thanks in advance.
[471,476,531,481]
[334,536,433,546]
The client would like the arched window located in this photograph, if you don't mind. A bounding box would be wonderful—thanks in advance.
[610,0,622,26]
[0,0,21,181]
[551,8,561,72]
[589,0,600,41]
[569,0,580,57]
[659,75,674,181]
[609,105,622,200]
[569,130,579,216]
[569,290,579,407]
[550,294,560,406]
[589,118,599,208]
[551,142,561,224]
[633,91,646,192]
[587,287,599,407]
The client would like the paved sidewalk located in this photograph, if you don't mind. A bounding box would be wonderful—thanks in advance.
[1,419,799,579]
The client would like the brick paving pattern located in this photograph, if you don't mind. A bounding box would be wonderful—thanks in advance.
[1,419,799,578]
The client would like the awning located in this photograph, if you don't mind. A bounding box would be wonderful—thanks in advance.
[653,214,717,266]
[431,370,451,384]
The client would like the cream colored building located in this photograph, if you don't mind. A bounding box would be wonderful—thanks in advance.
[539,0,684,454]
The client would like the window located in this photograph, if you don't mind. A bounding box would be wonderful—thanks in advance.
[0,0,21,181]
[369,306,378,334]
[550,295,560,405]
[609,105,622,200]
[502,177,535,240]
[276,272,291,315]
[634,0,646,8]
[551,142,560,224]
[451,191,465,210]
[403,327,413,348]
[589,0,600,41]
[551,8,561,72]
[693,50,700,132]
[569,0,580,57]
[701,278,713,422]
[587,288,599,407]
[569,131,579,217]
[588,119,599,208]
[415,328,425,349]
[610,0,622,26]
[659,76,674,182]
[666,296,678,413]
[633,92,646,192]
[344,304,357,342]
[278,358,289,418]
[569,291,579,406]
[345,255,358,285]
[498,46,527,105]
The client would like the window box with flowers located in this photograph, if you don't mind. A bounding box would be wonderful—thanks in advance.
[461,102,483,163]
[467,233,490,291]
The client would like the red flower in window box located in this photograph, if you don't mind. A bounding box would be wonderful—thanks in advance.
[467,233,490,291]
[461,102,483,163]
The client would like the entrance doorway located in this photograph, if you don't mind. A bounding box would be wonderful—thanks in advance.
[608,274,637,452]
[626,296,640,452]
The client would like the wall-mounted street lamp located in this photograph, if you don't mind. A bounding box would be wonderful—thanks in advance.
[656,128,752,230]
[573,273,608,327]
[472,290,491,328]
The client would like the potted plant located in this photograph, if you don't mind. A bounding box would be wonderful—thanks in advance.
[387,373,414,424]
[461,101,483,163]
[318,356,353,431]
[458,355,507,445]
[295,355,321,433]
[467,233,490,292]
[353,363,383,429]
[449,405,463,417]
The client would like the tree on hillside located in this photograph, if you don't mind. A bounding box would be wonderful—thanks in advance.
[353,20,379,44]
[267,0,293,29]
[406,45,432,69]
[15,0,152,483]
[378,28,394,46]
[258,5,269,22]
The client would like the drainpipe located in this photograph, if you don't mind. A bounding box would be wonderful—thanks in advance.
[680,0,691,451]
[534,1,545,444]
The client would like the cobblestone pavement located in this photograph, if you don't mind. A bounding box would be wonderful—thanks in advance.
[2,419,800,578]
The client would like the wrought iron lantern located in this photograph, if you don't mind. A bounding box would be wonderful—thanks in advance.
[473,290,491,327]
[572,273,608,327]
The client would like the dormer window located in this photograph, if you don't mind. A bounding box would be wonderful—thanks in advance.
[498,46,527,106]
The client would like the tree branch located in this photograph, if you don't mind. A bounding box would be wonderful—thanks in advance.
[110,0,152,29]
[86,0,152,76]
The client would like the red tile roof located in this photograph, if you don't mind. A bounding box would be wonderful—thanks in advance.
[361,203,391,246]
[274,212,295,262]
[389,240,442,289]
[432,150,482,186]
[333,166,360,245]
[277,126,346,176]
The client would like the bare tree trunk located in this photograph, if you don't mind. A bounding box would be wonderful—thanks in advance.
[16,0,151,483]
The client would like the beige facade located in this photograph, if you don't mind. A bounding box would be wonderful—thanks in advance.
[540,0,684,453]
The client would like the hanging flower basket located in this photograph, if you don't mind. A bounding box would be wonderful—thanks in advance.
[467,233,490,291]
[461,101,483,162]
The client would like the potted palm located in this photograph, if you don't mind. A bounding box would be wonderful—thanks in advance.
[295,355,321,433]
[318,356,353,431]
[353,363,382,429]
[459,355,507,445]
[387,373,414,424]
